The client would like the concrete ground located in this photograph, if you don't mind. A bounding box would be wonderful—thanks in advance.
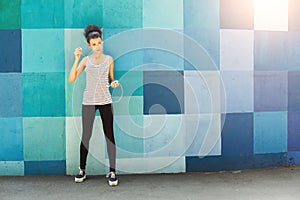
[0,166,299,200]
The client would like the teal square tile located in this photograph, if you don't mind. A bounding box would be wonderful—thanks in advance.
[144,115,186,157]
[21,0,64,28]
[0,118,23,161]
[114,50,144,71]
[0,0,21,29]
[65,72,86,117]
[184,0,219,29]
[143,0,183,28]
[113,71,143,96]
[103,0,143,28]
[254,112,287,154]
[64,0,103,28]
[23,117,65,161]
[113,96,143,116]
[22,73,65,117]
[114,116,144,158]
[0,161,24,176]
[22,29,65,72]
[65,29,90,72]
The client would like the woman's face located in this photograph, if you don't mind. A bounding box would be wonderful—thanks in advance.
[88,37,103,53]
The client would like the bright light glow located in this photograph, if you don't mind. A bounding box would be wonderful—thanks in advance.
[254,0,288,31]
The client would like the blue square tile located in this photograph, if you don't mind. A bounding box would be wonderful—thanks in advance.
[221,71,253,113]
[144,71,184,114]
[25,160,66,175]
[0,74,22,117]
[254,71,288,112]
[254,31,289,70]
[184,71,221,114]
[184,28,220,70]
[144,49,184,71]
[254,112,287,154]
[288,71,300,111]
[288,112,300,151]
[64,0,103,28]
[114,50,144,71]
[22,29,65,72]
[103,0,143,28]
[221,113,253,156]
[143,0,183,29]
[0,118,23,161]
[184,0,219,29]
[287,32,300,69]
[22,73,65,117]
[0,30,21,72]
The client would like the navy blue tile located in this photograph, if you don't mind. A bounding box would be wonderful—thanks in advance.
[254,71,288,112]
[0,73,22,117]
[144,71,184,114]
[288,112,300,151]
[186,153,287,172]
[0,30,21,72]
[288,71,300,111]
[221,113,253,156]
[287,151,300,165]
[24,160,66,175]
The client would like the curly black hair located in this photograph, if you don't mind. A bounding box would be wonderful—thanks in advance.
[84,25,102,43]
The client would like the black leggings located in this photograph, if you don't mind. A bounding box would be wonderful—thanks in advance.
[80,104,116,172]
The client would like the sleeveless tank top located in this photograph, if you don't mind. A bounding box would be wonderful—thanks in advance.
[82,55,112,105]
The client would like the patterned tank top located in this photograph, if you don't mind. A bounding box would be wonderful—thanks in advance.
[82,55,112,105]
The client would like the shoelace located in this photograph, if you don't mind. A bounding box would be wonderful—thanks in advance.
[106,172,115,179]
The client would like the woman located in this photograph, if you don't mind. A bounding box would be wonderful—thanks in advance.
[69,24,119,186]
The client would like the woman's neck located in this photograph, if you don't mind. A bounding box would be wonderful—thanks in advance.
[92,52,103,58]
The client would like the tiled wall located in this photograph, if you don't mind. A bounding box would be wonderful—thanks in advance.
[0,0,300,175]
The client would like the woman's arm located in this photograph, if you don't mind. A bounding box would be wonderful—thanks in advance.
[69,48,87,83]
[108,56,119,88]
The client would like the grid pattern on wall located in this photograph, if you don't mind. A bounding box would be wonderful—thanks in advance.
[0,0,300,175]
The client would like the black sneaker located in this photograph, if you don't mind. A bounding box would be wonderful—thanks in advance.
[75,169,86,183]
[106,172,118,186]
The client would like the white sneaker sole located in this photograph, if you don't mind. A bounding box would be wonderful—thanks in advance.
[108,179,118,186]
[75,175,86,183]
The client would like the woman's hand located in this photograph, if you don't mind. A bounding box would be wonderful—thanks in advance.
[74,47,82,60]
[110,80,119,88]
